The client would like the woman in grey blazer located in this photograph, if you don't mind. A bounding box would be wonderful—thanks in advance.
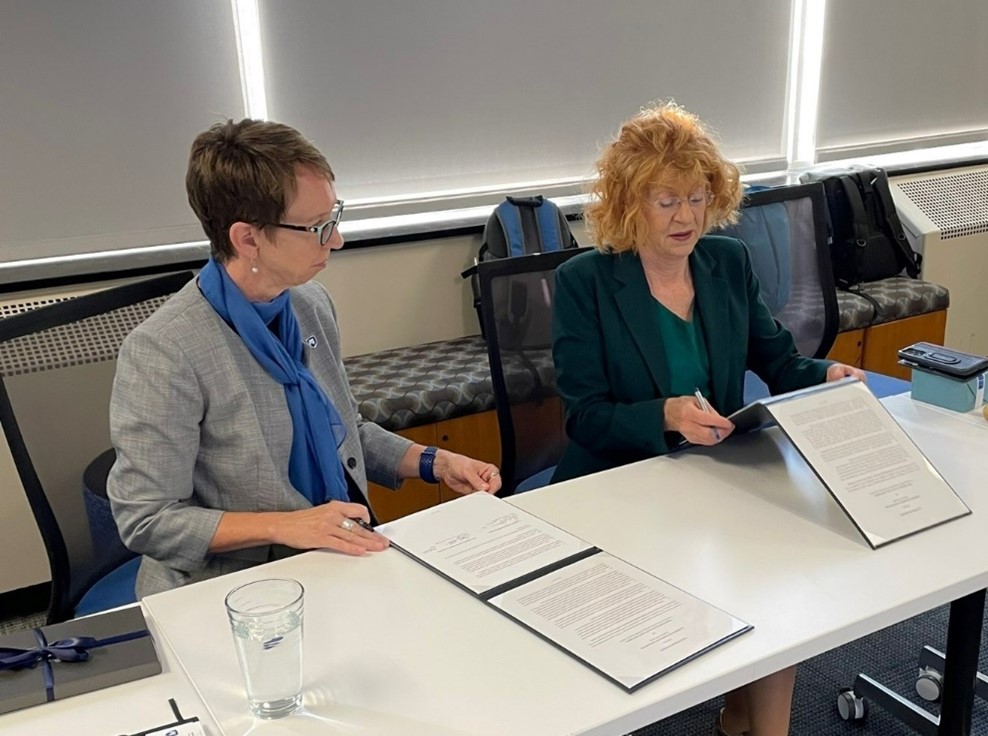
[108,119,501,598]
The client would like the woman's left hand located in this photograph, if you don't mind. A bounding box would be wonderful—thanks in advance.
[433,450,502,495]
[826,362,868,383]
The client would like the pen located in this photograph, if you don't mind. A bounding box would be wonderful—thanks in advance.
[349,517,375,532]
[693,388,722,441]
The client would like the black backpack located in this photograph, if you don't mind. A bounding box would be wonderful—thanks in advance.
[804,166,921,289]
[462,195,579,337]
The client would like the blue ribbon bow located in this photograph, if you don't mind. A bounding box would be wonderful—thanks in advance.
[0,627,149,702]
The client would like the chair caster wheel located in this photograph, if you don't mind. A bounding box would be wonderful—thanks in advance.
[837,687,867,721]
[916,667,944,702]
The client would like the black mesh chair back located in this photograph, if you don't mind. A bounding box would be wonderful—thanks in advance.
[0,271,194,622]
[717,183,838,358]
[477,248,589,495]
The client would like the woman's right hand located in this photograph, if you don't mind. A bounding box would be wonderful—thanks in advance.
[663,396,734,446]
[274,500,389,555]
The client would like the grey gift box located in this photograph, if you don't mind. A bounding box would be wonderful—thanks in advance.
[0,606,161,715]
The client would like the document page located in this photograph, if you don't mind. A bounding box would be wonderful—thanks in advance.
[728,377,857,434]
[378,492,593,596]
[489,553,751,692]
[768,380,970,547]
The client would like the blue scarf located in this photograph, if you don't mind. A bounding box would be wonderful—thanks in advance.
[198,258,349,505]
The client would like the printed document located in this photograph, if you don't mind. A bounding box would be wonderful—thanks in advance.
[732,379,969,547]
[378,491,592,595]
[379,493,751,691]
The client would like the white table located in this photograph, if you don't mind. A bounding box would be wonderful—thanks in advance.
[136,395,987,736]
[514,394,987,735]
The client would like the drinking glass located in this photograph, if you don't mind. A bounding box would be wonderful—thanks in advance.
[225,578,305,719]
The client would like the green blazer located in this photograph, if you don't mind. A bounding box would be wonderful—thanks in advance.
[551,235,829,483]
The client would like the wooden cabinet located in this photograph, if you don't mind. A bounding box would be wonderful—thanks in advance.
[438,410,501,503]
[826,310,948,380]
[862,310,947,380]
[366,410,502,522]
[366,424,440,523]
[827,329,865,368]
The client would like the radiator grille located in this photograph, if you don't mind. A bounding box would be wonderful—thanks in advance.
[894,169,988,240]
[0,297,69,318]
[0,297,169,377]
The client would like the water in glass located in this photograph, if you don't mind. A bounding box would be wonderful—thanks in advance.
[232,609,303,718]
[225,578,305,719]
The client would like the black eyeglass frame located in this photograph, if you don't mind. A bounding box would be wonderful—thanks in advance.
[270,199,345,245]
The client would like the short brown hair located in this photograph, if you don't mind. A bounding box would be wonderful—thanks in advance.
[186,119,334,261]
[584,102,743,254]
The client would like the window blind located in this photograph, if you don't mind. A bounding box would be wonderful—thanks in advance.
[259,0,792,218]
[816,0,988,161]
[0,0,244,263]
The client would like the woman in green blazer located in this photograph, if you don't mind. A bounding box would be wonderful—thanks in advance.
[551,103,864,736]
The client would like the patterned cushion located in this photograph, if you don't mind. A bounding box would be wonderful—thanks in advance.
[837,278,950,332]
[345,336,559,432]
[345,336,495,431]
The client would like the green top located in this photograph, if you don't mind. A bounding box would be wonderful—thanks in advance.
[652,298,712,400]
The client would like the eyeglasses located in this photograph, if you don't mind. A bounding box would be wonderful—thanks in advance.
[270,199,345,245]
[648,191,711,214]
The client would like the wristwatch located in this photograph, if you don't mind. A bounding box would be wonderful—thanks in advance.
[419,446,439,484]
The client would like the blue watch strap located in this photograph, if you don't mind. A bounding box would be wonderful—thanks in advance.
[419,446,439,484]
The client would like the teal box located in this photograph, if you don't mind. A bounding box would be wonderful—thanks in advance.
[911,367,986,412]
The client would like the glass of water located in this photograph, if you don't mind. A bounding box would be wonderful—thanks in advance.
[225,578,305,719]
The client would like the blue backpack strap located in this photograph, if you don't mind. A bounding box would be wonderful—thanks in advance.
[495,200,526,257]
[534,199,563,252]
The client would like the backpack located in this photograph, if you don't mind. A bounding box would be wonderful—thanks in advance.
[462,195,579,338]
[803,166,921,289]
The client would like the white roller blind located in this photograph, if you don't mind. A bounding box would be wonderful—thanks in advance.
[0,0,244,263]
[816,0,988,160]
[260,0,792,214]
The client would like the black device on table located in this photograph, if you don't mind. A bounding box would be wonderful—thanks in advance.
[897,342,988,379]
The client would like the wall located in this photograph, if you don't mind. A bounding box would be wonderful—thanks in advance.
[320,235,480,357]
[318,221,590,358]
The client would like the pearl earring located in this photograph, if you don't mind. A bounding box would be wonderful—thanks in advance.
[250,261,258,274]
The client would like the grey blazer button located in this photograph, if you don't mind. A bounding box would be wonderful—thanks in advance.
[347,457,357,469]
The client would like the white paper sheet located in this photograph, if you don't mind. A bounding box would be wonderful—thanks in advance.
[489,554,750,691]
[769,380,970,547]
[377,492,593,595]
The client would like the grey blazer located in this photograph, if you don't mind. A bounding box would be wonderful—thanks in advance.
[107,279,412,597]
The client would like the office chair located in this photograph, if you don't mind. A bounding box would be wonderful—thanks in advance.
[720,183,908,400]
[477,248,590,495]
[0,270,195,623]
[719,182,839,361]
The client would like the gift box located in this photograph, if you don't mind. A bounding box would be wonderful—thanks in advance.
[0,605,161,715]
[910,365,987,413]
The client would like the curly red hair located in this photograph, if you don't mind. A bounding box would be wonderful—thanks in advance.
[585,101,743,253]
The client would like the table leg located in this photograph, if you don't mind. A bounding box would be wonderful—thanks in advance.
[938,588,986,736]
